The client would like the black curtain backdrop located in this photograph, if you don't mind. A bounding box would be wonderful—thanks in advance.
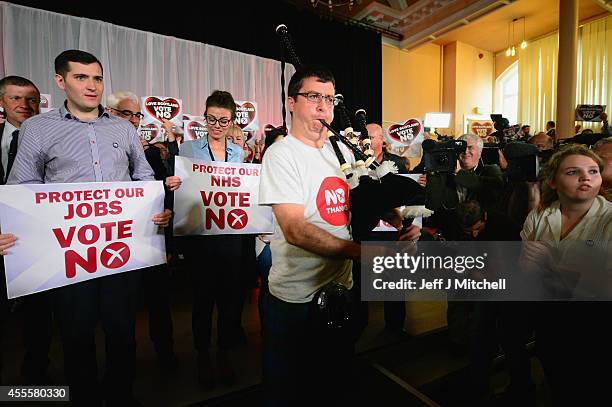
[11,1,382,127]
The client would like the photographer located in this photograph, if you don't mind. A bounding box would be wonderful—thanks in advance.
[455,201,534,405]
[425,133,505,240]
[501,133,555,226]
[424,133,504,355]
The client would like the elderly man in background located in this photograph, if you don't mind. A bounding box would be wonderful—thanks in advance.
[107,90,179,371]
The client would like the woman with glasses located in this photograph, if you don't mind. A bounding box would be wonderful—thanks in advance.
[177,90,253,387]
[520,144,612,405]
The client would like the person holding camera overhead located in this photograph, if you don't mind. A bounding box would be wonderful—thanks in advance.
[425,133,505,240]
[423,133,505,358]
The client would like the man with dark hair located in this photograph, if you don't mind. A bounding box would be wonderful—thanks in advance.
[6,50,171,406]
[259,65,420,405]
[455,200,520,240]
[520,125,531,141]
[286,65,335,98]
[54,49,103,78]
[260,65,357,404]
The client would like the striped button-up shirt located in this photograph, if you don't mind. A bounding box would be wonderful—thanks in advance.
[7,103,154,185]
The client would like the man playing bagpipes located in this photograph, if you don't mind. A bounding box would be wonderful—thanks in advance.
[259,65,422,406]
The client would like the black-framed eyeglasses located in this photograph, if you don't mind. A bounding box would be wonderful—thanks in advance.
[293,92,338,107]
[205,115,232,127]
[111,108,144,120]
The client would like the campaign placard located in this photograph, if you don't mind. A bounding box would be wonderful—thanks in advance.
[39,93,53,113]
[173,156,273,235]
[467,119,495,139]
[386,119,423,147]
[0,181,166,299]
[138,122,162,143]
[139,96,184,143]
[235,101,259,133]
[235,101,259,149]
[576,105,606,122]
[386,118,424,157]
[183,120,208,141]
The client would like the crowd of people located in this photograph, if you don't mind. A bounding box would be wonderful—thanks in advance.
[0,49,611,407]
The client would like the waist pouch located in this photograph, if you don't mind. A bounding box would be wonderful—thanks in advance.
[311,281,353,331]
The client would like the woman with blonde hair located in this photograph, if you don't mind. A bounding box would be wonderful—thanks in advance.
[521,143,612,405]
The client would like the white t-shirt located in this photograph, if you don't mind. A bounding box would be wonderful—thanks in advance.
[259,134,354,303]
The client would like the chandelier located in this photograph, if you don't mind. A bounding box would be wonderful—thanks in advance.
[310,0,356,13]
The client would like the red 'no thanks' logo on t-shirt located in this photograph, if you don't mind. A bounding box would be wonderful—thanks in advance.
[316,177,350,226]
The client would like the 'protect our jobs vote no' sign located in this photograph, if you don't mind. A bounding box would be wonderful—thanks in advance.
[0,181,166,299]
[173,156,273,236]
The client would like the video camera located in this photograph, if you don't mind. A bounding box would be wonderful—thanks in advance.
[502,131,607,182]
[502,142,541,182]
[422,138,467,173]
[490,114,509,131]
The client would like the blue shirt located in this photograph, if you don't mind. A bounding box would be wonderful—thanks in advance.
[7,103,154,184]
[179,136,244,163]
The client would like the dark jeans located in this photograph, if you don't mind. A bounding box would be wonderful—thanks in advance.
[141,264,174,354]
[21,291,53,383]
[262,292,355,407]
[54,271,141,406]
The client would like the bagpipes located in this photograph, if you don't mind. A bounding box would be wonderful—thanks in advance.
[276,24,432,243]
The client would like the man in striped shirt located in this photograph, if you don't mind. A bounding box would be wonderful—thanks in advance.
[7,49,170,406]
